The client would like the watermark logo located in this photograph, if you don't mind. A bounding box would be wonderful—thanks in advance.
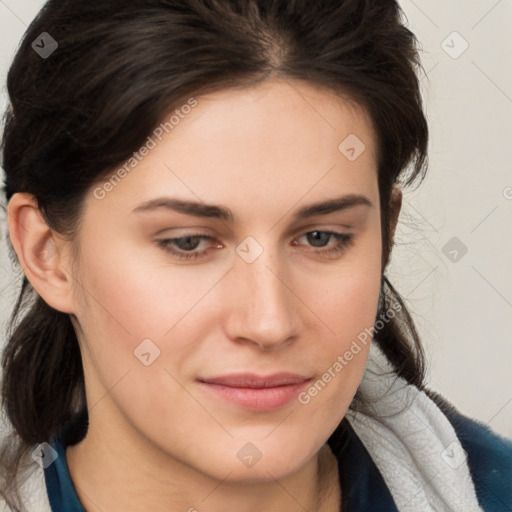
[31,442,58,469]
[441,31,469,60]
[441,440,468,469]
[32,238,57,263]
[237,442,262,468]
[442,236,468,263]
[236,236,264,264]
[298,301,401,405]
[93,98,198,200]
[338,134,366,162]
[133,338,161,366]
[32,32,58,59]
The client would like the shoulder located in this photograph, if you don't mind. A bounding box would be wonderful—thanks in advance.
[427,389,512,512]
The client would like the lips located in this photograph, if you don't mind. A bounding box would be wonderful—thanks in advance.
[198,373,312,411]
[200,373,311,388]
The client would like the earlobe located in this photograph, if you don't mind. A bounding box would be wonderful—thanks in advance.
[6,192,76,314]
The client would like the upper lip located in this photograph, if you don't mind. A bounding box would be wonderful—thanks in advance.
[199,373,311,388]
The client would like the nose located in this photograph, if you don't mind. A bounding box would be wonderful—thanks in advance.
[223,248,300,351]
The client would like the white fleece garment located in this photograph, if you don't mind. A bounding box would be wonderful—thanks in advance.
[346,341,483,512]
[0,463,51,512]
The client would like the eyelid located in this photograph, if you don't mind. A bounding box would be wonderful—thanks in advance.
[153,226,217,237]
[287,226,354,248]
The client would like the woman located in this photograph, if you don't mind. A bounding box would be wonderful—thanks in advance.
[1,0,510,511]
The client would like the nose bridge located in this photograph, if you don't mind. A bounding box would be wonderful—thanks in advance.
[226,245,299,348]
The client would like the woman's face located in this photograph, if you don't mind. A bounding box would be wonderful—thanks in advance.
[70,78,383,481]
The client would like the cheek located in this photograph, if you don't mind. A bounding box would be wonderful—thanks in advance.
[295,231,382,405]
[309,270,381,333]
[294,279,379,436]
[71,239,238,420]
[75,233,227,339]
[303,231,383,340]
[71,249,223,440]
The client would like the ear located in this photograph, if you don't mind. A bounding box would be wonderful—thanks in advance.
[388,186,402,245]
[7,193,77,314]
[382,186,402,271]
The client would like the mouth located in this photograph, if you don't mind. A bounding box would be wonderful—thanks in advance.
[197,373,312,411]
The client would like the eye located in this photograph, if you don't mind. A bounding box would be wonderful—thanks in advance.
[305,231,332,247]
[156,235,220,260]
[156,230,354,262]
[293,231,354,258]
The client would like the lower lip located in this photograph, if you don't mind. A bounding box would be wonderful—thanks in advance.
[198,381,310,411]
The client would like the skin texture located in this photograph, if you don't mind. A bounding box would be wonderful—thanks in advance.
[8,78,401,512]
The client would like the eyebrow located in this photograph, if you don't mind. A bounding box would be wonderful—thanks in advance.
[131,194,373,222]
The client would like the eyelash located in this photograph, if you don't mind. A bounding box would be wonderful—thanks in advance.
[156,231,354,261]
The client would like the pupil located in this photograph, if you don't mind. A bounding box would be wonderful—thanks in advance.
[177,236,201,251]
[307,231,330,247]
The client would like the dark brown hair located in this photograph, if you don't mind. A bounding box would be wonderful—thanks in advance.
[1,0,428,508]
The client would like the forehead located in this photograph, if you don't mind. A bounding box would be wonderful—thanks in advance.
[165,78,377,166]
[87,78,379,218]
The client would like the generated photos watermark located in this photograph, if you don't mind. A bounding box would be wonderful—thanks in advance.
[93,97,198,200]
[297,301,402,405]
